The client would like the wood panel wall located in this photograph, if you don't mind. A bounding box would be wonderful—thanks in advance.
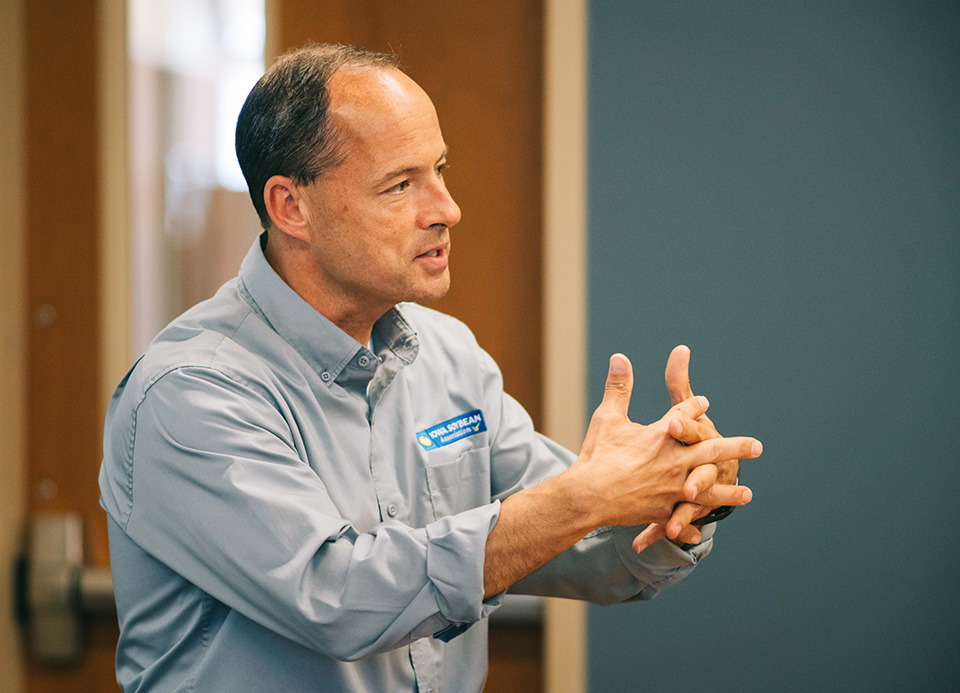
[24,1,119,691]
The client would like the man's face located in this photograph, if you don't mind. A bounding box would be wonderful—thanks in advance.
[296,67,461,323]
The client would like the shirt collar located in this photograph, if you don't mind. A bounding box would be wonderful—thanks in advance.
[237,233,419,384]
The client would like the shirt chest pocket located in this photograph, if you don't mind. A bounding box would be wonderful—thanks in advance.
[423,446,491,519]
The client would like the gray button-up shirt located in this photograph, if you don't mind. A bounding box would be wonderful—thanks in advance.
[99,234,713,692]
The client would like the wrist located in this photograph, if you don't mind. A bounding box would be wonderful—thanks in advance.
[549,464,606,536]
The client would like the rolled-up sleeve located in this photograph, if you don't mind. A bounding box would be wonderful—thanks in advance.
[509,523,714,604]
[477,348,715,605]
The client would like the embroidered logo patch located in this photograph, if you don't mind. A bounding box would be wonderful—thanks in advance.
[416,409,486,450]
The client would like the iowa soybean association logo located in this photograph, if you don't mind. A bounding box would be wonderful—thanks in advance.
[416,409,486,450]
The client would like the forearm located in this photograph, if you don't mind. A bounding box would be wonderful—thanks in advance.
[483,466,600,598]
[510,522,714,603]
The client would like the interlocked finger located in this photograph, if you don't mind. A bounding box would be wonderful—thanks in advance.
[671,521,703,546]
[685,436,762,468]
[682,463,719,501]
[690,483,753,508]
[632,523,666,553]
[666,501,704,539]
[668,416,721,446]
[669,394,710,421]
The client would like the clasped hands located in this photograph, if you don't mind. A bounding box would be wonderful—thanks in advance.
[572,346,762,554]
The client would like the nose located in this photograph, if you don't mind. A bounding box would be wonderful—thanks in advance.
[421,177,461,230]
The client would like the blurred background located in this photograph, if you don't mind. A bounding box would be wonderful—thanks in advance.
[586,3,959,691]
[1,1,957,691]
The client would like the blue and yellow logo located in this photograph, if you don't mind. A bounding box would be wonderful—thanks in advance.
[416,409,486,450]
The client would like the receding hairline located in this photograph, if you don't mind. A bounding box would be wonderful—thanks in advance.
[324,64,428,115]
[321,65,442,164]
[270,42,400,73]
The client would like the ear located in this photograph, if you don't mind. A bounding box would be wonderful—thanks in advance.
[263,175,311,243]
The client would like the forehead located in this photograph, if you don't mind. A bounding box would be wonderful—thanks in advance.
[327,67,444,168]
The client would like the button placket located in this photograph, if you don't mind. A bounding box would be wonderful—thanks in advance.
[409,638,441,693]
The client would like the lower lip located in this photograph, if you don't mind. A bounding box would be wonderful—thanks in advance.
[415,248,448,272]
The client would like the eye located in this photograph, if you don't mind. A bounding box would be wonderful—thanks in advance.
[436,162,448,177]
[387,179,410,193]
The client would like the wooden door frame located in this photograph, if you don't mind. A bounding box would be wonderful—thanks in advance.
[0,0,28,688]
[99,0,132,422]
[541,3,589,691]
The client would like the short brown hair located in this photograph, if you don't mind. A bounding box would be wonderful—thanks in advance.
[235,43,399,228]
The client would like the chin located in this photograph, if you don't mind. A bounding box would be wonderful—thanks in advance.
[409,277,451,306]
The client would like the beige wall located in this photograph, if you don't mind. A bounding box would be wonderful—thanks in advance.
[541,1,588,691]
[0,0,27,688]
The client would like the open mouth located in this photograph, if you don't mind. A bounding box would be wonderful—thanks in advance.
[417,246,446,259]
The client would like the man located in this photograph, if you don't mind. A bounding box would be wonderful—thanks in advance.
[100,44,761,692]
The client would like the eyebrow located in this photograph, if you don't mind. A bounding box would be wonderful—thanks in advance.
[375,146,448,188]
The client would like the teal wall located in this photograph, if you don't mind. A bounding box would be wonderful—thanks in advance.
[586,1,959,690]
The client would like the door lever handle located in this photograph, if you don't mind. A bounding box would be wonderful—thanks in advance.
[14,513,115,664]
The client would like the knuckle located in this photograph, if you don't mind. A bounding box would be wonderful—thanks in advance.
[672,417,686,437]
[708,438,723,462]
[702,463,719,484]
[592,408,616,427]
[668,456,685,479]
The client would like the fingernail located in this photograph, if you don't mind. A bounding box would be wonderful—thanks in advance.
[741,487,753,503]
[697,395,709,409]
[752,441,763,456]
[609,354,628,375]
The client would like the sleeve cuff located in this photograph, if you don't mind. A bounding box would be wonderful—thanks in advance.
[630,522,715,566]
[610,523,715,600]
[425,501,502,628]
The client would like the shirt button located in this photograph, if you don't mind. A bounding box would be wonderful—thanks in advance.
[386,503,398,518]
[320,371,332,382]
[358,355,371,367]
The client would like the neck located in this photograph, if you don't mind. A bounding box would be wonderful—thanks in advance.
[263,232,383,345]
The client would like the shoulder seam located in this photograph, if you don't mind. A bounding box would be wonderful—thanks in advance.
[136,331,229,408]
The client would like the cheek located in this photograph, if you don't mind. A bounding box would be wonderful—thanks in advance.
[360,209,414,255]
[318,197,413,266]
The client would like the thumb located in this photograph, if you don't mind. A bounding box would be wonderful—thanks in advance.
[665,344,693,406]
[600,353,634,417]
